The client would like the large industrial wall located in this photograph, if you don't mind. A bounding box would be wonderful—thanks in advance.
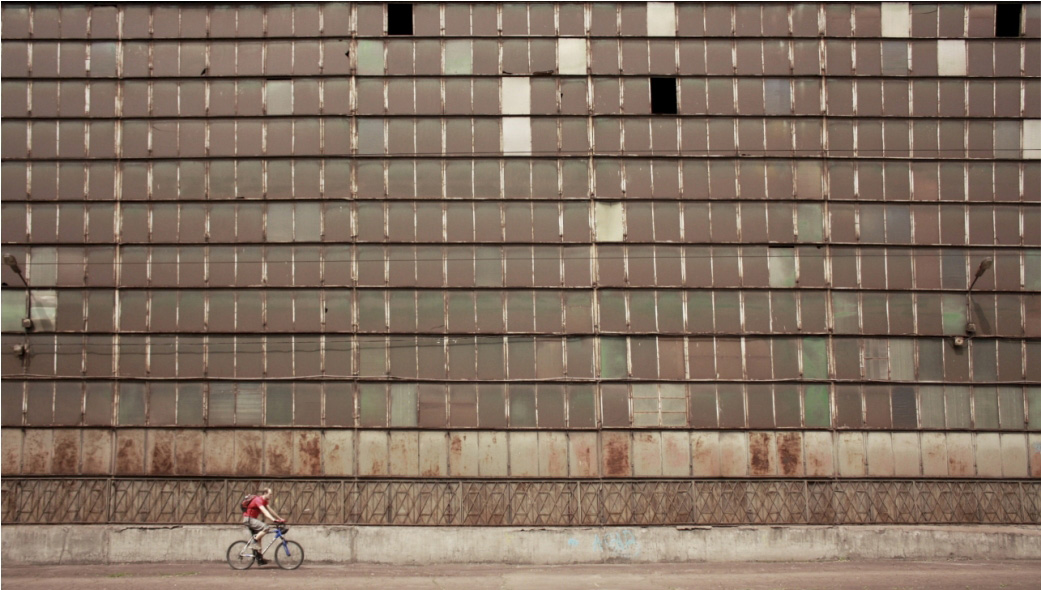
[1,2,1040,526]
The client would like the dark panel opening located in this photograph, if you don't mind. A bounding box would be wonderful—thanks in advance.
[388,3,414,35]
[650,77,677,115]
[995,4,1022,37]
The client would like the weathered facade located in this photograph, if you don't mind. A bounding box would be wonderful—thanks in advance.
[1,2,1040,527]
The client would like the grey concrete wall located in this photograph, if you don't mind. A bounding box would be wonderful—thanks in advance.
[4,525,1040,565]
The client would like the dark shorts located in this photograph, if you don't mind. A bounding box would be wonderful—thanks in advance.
[243,517,267,534]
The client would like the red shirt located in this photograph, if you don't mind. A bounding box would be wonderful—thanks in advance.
[244,495,268,519]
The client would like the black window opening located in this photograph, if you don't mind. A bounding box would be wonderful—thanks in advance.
[995,4,1022,37]
[387,3,413,35]
[650,77,678,115]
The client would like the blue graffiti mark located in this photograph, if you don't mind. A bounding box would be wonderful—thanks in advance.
[567,538,579,548]
[591,529,640,557]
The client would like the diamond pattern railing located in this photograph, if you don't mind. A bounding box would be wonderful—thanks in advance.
[2,478,1039,525]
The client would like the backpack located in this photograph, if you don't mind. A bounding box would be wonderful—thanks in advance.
[240,494,257,511]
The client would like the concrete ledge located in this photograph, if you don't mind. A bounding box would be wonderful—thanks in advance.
[3,525,1040,565]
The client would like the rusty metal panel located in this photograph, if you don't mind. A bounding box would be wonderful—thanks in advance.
[358,431,388,476]
[81,430,111,475]
[173,430,204,476]
[509,432,538,476]
[203,430,235,475]
[601,432,632,477]
[323,430,354,476]
[866,432,896,477]
[975,433,1003,478]
[776,432,803,477]
[1000,434,1028,478]
[388,431,419,476]
[478,431,508,477]
[293,430,323,476]
[804,432,836,477]
[690,432,720,477]
[418,431,446,477]
[145,429,174,476]
[718,432,747,477]
[567,432,598,477]
[1,429,22,475]
[448,432,479,477]
[1030,434,1041,478]
[536,432,567,477]
[22,430,52,475]
[632,432,662,477]
[921,432,950,477]
[946,433,975,477]
[892,433,922,477]
[748,431,777,476]
[51,430,80,474]
[837,432,867,477]
[114,429,144,475]
[234,430,264,476]
[661,431,690,477]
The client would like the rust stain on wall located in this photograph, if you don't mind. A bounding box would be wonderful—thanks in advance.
[81,430,111,475]
[115,431,144,475]
[149,433,175,475]
[173,430,204,475]
[749,432,772,476]
[777,432,802,476]
[295,431,322,476]
[265,431,293,476]
[235,431,264,475]
[602,433,631,477]
[52,430,79,474]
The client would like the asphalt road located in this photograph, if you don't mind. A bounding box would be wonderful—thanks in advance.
[4,561,1040,590]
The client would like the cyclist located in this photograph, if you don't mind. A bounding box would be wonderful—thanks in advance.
[243,487,285,565]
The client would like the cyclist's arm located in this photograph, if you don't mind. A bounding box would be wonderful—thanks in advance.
[259,504,277,521]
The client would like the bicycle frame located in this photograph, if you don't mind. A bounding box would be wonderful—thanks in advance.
[244,526,290,559]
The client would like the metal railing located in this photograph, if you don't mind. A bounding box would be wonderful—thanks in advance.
[3,477,1038,526]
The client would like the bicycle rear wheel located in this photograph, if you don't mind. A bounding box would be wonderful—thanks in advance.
[226,540,255,570]
[274,540,304,570]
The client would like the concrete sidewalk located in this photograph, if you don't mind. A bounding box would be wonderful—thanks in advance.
[4,561,1041,590]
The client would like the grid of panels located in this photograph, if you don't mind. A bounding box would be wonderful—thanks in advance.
[1,2,1039,490]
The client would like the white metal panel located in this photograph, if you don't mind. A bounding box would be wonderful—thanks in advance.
[594,202,624,242]
[936,40,966,76]
[501,117,532,155]
[881,3,910,37]
[557,38,587,75]
[501,77,531,115]
[1023,120,1041,160]
[646,2,677,36]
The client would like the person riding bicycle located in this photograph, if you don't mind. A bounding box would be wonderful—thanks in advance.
[243,487,284,565]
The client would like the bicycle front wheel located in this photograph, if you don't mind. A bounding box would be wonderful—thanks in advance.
[226,540,255,570]
[274,540,304,570]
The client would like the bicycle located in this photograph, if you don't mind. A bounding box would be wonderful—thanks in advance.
[226,522,304,570]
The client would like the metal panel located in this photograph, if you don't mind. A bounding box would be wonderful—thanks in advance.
[509,432,538,476]
[866,433,896,477]
[418,431,447,477]
[448,432,479,477]
[892,433,922,477]
[478,431,508,477]
[388,431,419,476]
[632,432,662,477]
[537,432,568,477]
[323,431,354,477]
[568,432,598,478]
